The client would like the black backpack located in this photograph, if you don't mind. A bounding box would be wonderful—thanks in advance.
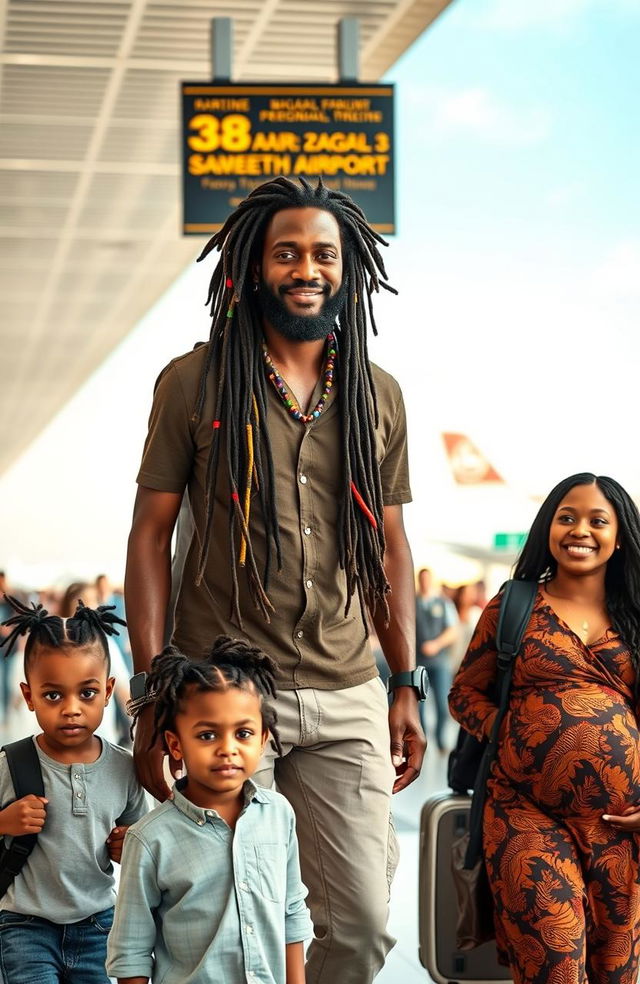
[0,737,45,896]
[447,579,538,867]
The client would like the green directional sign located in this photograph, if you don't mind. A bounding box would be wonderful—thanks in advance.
[493,531,527,551]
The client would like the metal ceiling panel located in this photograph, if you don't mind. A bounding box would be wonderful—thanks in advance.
[0,0,454,475]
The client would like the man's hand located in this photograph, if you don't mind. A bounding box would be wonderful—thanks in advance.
[388,689,426,793]
[603,806,640,830]
[133,704,173,802]
[0,795,48,836]
[106,825,129,863]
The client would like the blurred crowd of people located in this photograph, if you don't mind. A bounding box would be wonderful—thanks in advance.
[0,571,132,747]
[3,564,483,760]
[370,566,487,756]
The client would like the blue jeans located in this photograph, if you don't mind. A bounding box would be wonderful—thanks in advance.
[0,907,113,984]
[419,658,452,751]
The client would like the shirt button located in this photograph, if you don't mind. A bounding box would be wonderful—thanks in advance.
[197,819,204,826]
[296,630,303,639]
[305,579,313,588]
[240,881,249,891]
[206,810,215,817]
[300,474,308,484]
[73,773,81,780]
[246,925,254,935]
[76,792,83,799]
[304,526,312,535]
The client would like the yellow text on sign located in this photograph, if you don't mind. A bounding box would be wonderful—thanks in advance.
[187,114,252,153]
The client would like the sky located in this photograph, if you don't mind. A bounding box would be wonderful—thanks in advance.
[1,0,639,587]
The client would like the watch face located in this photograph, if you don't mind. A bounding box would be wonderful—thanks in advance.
[417,667,429,700]
[130,672,147,700]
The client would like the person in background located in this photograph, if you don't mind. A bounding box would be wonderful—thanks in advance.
[473,579,488,610]
[96,575,131,673]
[451,582,484,670]
[415,568,458,754]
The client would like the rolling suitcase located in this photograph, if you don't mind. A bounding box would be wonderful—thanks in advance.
[419,791,511,984]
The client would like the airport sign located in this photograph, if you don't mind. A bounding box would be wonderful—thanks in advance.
[181,82,395,235]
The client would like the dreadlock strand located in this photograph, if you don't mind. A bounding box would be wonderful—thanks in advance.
[196,328,231,583]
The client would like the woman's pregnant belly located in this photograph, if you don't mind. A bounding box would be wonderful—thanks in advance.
[494,685,640,819]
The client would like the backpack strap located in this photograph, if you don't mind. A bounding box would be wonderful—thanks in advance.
[490,579,539,737]
[496,579,539,662]
[0,737,45,897]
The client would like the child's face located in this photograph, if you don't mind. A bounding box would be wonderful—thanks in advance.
[20,645,114,761]
[165,686,268,809]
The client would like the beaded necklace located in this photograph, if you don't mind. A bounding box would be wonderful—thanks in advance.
[262,333,337,423]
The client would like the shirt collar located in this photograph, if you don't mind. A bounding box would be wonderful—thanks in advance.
[170,777,269,825]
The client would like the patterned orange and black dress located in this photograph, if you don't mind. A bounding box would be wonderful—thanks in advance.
[449,590,640,984]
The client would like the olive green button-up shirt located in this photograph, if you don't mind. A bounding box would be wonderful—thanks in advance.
[137,342,411,690]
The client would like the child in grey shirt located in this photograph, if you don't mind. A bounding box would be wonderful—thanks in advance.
[0,596,147,983]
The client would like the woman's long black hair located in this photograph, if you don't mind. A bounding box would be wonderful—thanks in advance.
[193,176,397,628]
[514,472,640,670]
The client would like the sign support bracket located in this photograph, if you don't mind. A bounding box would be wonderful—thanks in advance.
[211,17,232,81]
[337,18,359,82]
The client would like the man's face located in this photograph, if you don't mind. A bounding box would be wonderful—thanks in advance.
[257,207,344,342]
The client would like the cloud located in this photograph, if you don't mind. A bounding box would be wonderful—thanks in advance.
[409,86,551,146]
[545,181,588,207]
[591,240,640,296]
[464,0,639,32]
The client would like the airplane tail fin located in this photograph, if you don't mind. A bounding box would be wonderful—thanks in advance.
[442,432,504,485]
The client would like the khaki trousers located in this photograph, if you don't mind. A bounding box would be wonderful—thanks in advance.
[254,677,399,984]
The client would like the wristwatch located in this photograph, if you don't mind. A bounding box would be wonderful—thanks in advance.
[129,671,148,700]
[386,667,429,701]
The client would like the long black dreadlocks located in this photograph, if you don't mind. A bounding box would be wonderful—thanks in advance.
[193,176,398,627]
[134,636,282,755]
[0,594,126,673]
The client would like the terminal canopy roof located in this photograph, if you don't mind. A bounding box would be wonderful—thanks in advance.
[0,0,453,474]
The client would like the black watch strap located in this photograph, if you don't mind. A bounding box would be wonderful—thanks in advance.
[386,667,429,700]
[129,671,148,701]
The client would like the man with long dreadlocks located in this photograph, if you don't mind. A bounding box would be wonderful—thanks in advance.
[125,176,426,984]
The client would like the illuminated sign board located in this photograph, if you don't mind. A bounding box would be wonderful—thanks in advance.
[181,83,395,235]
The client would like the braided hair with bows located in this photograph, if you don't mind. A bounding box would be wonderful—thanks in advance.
[132,635,282,755]
[193,176,397,628]
[0,594,126,673]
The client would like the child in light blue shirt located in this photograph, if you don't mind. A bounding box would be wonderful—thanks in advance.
[107,637,312,984]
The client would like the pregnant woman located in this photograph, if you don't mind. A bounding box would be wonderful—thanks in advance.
[449,472,640,984]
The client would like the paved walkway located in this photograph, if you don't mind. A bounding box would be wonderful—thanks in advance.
[376,739,453,984]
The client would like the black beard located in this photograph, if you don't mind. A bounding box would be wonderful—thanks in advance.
[257,280,345,342]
